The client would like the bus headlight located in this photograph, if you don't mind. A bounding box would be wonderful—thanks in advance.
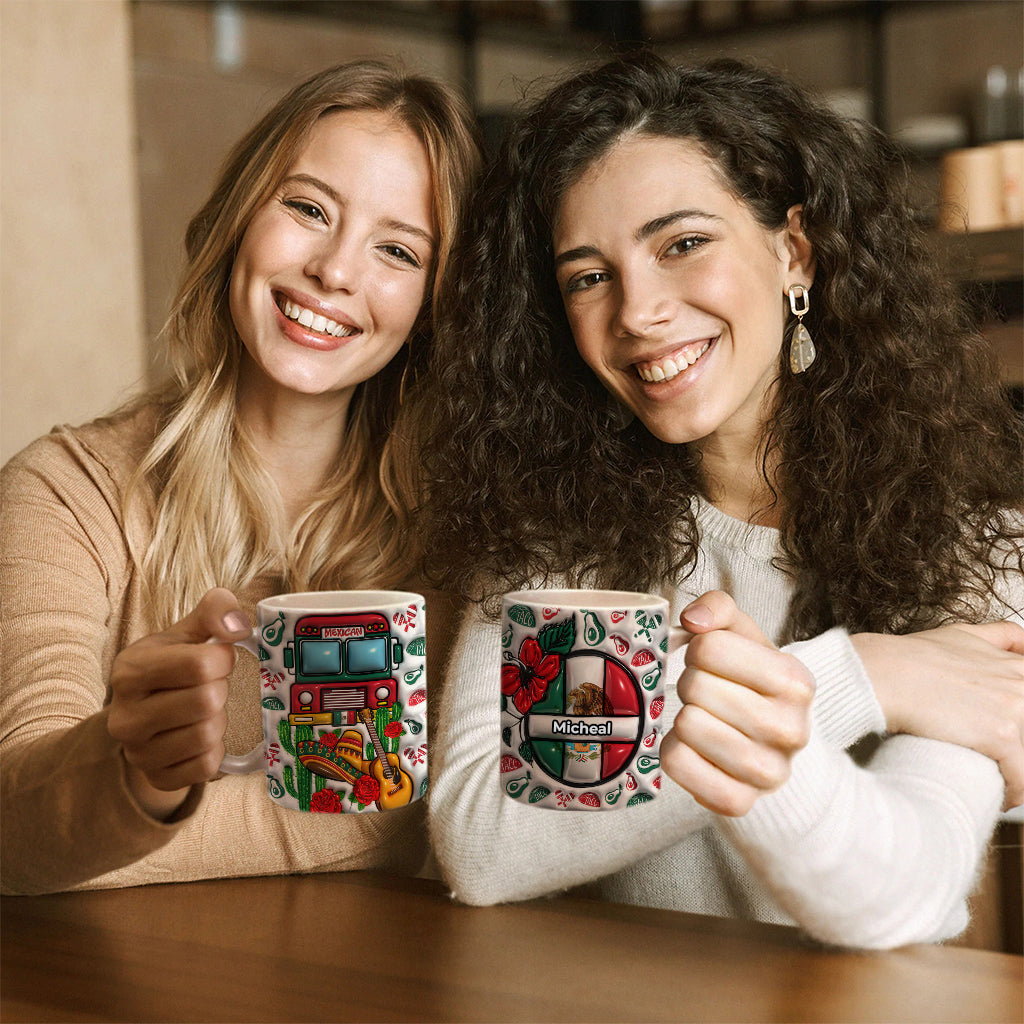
[298,690,313,707]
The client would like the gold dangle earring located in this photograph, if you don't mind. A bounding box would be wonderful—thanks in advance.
[787,284,816,374]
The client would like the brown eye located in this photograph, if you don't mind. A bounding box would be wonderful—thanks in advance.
[284,199,326,222]
[665,236,707,257]
[566,270,609,294]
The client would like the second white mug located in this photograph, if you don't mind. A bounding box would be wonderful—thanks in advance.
[499,589,682,810]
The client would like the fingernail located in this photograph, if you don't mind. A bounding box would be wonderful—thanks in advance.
[222,611,250,635]
[682,603,713,629]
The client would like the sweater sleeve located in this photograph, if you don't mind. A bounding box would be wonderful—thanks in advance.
[718,568,1016,948]
[0,430,202,893]
[785,628,887,748]
[428,602,712,906]
[721,595,1014,950]
[719,726,1003,949]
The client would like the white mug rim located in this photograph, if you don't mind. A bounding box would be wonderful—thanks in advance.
[257,590,424,612]
[503,588,666,610]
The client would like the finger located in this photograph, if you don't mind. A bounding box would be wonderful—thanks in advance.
[112,639,237,696]
[670,702,794,794]
[684,629,816,703]
[122,707,228,777]
[659,730,762,817]
[680,591,773,647]
[165,587,252,646]
[108,678,230,745]
[131,740,229,792]
[955,620,1024,656]
[679,664,812,751]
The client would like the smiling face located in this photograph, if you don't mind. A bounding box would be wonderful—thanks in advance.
[552,133,812,452]
[229,107,435,410]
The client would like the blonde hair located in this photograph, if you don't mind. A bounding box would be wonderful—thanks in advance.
[128,60,482,626]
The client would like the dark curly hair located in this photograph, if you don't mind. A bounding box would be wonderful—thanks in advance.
[416,52,1023,640]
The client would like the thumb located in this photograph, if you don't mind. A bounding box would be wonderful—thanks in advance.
[169,587,252,645]
[680,590,773,648]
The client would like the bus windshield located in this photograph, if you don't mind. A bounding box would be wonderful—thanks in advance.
[346,637,388,674]
[299,640,342,676]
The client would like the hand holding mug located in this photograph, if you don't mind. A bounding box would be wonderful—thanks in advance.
[107,587,251,819]
[660,591,815,817]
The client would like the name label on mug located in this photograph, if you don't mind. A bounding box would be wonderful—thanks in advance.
[529,714,639,741]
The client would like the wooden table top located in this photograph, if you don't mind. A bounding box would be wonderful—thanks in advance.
[2,870,1021,1023]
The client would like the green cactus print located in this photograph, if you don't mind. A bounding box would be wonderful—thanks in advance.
[278,721,315,811]
[373,701,405,755]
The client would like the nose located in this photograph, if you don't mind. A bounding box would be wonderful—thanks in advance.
[304,234,360,293]
[613,266,674,339]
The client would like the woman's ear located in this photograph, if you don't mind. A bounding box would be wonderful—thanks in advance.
[782,204,816,289]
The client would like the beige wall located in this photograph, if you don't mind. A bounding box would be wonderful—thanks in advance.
[1,0,145,465]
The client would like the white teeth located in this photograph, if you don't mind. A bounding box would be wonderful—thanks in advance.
[280,298,356,338]
[636,342,710,383]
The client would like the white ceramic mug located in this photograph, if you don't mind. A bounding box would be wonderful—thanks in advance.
[220,590,428,813]
[499,589,683,810]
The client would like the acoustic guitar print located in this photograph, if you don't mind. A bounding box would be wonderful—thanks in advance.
[357,709,413,810]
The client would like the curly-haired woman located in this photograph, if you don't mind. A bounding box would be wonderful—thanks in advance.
[1,60,481,894]
[418,53,1023,948]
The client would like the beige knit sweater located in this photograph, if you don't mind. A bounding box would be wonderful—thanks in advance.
[1,406,461,895]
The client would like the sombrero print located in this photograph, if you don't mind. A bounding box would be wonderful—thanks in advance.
[297,729,369,782]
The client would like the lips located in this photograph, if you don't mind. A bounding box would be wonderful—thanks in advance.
[275,293,360,340]
[634,337,714,383]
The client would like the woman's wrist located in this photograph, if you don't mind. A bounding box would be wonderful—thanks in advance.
[123,760,192,822]
[848,632,906,734]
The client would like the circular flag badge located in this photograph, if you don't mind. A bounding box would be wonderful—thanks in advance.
[523,651,643,787]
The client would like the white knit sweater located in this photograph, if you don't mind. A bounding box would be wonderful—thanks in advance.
[428,499,1017,949]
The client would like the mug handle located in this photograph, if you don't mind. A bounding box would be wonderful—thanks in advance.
[668,624,689,654]
[215,631,267,775]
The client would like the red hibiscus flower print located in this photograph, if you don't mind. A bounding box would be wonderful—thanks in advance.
[501,638,560,715]
[310,789,343,813]
[383,721,403,739]
[353,774,380,806]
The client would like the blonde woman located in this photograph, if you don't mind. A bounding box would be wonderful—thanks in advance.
[1,60,481,894]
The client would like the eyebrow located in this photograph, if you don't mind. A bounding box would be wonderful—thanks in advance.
[282,173,435,249]
[554,208,722,268]
[635,209,721,242]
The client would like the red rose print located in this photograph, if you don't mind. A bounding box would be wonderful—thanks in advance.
[383,721,403,739]
[310,788,343,813]
[353,774,380,806]
[501,637,560,715]
[320,732,341,750]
